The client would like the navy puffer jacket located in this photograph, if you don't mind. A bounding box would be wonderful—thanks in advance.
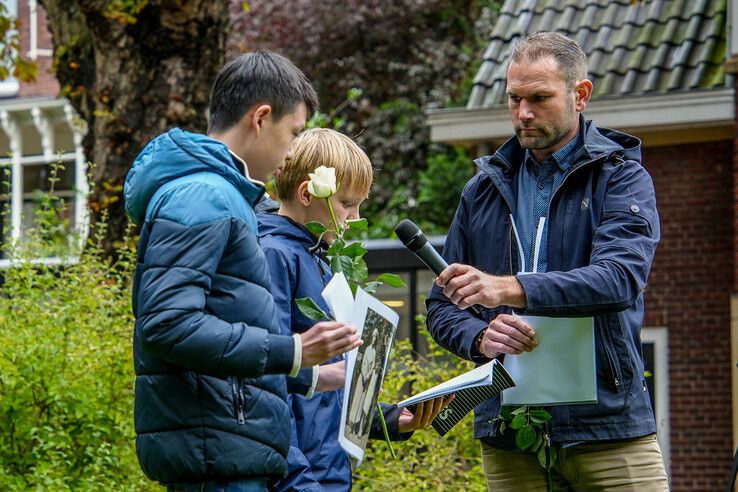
[124,128,295,484]
[427,118,660,447]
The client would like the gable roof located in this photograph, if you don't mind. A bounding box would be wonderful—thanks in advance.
[468,0,727,109]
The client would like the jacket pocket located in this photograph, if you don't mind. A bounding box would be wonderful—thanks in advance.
[231,377,245,424]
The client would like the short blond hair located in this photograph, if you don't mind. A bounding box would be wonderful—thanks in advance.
[276,128,373,201]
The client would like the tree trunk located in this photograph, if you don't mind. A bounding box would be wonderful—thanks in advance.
[39,0,229,255]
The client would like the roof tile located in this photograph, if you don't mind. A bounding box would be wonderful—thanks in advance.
[468,0,728,108]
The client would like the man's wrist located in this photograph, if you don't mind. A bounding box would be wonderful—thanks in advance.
[505,276,527,309]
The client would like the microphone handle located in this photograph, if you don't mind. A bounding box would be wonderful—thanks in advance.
[414,243,482,315]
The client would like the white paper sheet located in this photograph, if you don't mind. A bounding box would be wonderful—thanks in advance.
[502,316,596,406]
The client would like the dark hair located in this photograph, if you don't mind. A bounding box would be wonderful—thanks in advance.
[510,32,587,87]
[207,51,319,133]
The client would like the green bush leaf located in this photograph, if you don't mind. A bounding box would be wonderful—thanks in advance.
[304,221,328,235]
[375,273,405,288]
[515,425,537,451]
[296,297,329,321]
[509,412,527,430]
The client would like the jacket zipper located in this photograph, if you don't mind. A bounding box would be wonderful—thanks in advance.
[232,377,245,424]
[599,326,621,393]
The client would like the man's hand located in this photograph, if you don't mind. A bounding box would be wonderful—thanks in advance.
[398,395,454,433]
[435,263,527,310]
[478,313,538,358]
[315,360,345,392]
[300,322,361,368]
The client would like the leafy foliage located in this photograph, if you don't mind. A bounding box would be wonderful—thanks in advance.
[233,0,499,237]
[0,179,153,490]
[0,3,37,82]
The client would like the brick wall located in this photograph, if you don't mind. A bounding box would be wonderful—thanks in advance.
[643,138,734,490]
[17,2,59,97]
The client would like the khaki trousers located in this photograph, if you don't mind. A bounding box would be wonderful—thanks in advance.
[481,434,669,491]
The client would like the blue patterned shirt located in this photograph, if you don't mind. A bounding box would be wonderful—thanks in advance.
[514,134,582,273]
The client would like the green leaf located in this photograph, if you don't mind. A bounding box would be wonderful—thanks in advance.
[509,413,526,430]
[296,297,329,321]
[363,281,381,294]
[304,221,327,235]
[341,242,366,259]
[515,425,537,451]
[510,405,527,416]
[346,218,368,231]
[529,409,552,424]
[531,432,543,452]
[500,406,514,420]
[537,445,548,469]
[351,257,368,285]
[331,255,354,277]
[327,236,346,256]
[375,273,405,288]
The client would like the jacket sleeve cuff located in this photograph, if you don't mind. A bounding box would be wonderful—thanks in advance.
[289,334,302,377]
[305,365,319,399]
[264,333,298,375]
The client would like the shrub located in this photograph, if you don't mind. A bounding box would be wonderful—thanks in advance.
[0,182,154,490]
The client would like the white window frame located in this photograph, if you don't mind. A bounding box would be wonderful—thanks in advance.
[27,0,52,60]
[641,326,671,478]
[0,98,87,266]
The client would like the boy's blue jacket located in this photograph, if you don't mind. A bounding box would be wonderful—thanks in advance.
[124,129,294,483]
[257,211,411,491]
[257,212,351,491]
[426,118,660,447]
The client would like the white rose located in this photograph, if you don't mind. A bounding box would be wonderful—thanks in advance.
[307,166,337,198]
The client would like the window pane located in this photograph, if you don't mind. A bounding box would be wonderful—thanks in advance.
[23,161,75,193]
[0,167,10,258]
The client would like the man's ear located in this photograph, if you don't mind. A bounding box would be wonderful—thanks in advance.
[248,104,272,135]
[296,180,312,206]
[574,79,593,112]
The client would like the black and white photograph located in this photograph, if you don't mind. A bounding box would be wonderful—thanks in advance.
[334,287,398,464]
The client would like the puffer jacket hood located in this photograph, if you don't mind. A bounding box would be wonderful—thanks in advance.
[258,211,317,250]
[125,128,264,225]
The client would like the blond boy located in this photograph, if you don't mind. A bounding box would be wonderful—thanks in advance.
[257,128,445,490]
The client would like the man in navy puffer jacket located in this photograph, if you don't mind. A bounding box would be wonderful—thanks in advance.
[124,52,361,491]
[427,32,668,489]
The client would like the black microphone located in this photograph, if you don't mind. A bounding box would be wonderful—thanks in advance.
[394,219,481,315]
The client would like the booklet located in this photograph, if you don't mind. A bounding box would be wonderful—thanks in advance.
[397,359,515,436]
[502,315,597,406]
[322,273,399,465]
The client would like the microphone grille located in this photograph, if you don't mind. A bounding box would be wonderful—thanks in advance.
[394,219,422,246]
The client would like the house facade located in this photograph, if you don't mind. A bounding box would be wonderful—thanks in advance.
[0,0,86,263]
[428,0,735,489]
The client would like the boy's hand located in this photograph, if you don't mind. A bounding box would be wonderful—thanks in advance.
[300,322,361,367]
[397,395,454,433]
[316,360,346,392]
